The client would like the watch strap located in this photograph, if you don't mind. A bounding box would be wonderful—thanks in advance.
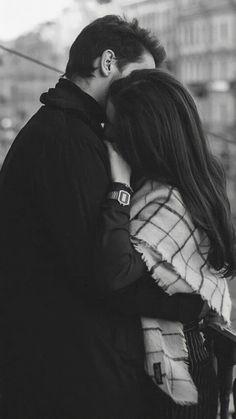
[107,189,131,206]
[111,182,133,194]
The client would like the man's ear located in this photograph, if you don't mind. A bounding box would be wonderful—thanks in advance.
[100,50,117,77]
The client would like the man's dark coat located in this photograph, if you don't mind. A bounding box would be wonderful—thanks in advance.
[0,78,149,419]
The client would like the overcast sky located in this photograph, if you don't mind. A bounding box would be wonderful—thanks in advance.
[0,0,73,40]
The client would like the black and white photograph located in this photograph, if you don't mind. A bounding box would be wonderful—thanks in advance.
[0,0,236,418]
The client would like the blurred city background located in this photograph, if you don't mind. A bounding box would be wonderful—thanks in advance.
[1,0,236,413]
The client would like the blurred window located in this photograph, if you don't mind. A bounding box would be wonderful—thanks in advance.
[220,21,229,42]
[0,95,7,104]
[189,24,194,45]
[195,22,200,45]
[219,102,228,123]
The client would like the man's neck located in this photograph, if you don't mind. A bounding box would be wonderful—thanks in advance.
[72,77,105,108]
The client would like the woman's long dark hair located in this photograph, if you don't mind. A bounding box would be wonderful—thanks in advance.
[108,69,236,277]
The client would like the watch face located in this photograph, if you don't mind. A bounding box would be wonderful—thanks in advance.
[118,190,130,206]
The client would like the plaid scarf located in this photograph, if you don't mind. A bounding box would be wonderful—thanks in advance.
[130,180,231,405]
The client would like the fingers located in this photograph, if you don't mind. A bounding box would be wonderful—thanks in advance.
[198,300,211,320]
[104,140,117,151]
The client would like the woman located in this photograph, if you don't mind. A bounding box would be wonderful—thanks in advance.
[96,69,236,418]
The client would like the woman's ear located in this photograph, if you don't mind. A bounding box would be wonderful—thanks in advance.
[100,50,117,77]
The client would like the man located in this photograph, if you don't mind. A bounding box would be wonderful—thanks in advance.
[0,15,204,418]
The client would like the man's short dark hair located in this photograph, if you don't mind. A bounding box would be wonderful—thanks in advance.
[65,15,166,79]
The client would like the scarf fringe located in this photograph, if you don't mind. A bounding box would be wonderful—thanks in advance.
[134,241,231,325]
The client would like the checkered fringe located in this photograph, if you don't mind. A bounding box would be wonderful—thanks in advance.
[130,180,231,405]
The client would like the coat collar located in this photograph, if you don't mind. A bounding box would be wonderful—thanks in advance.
[40,78,107,136]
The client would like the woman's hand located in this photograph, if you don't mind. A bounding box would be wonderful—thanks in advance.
[105,141,131,186]
[204,309,228,327]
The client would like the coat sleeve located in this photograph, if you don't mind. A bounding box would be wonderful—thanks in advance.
[94,197,146,293]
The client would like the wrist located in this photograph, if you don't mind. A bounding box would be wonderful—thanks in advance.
[110,182,133,194]
[111,176,130,185]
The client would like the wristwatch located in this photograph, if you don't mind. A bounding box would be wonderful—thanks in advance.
[108,189,131,206]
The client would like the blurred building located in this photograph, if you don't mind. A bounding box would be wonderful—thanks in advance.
[0,46,16,164]
[178,0,236,137]
[120,0,178,72]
